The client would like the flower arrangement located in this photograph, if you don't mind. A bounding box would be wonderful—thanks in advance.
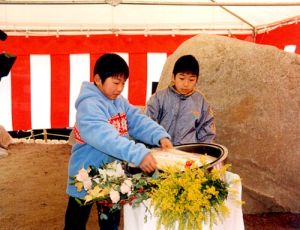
[69,161,152,218]
[149,161,231,230]
[70,159,237,229]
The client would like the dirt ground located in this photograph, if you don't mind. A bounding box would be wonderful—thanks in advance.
[0,142,299,230]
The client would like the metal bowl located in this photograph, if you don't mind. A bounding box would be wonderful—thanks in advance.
[174,142,228,169]
[125,143,228,174]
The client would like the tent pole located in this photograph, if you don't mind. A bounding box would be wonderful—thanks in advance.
[210,0,255,31]
[1,1,300,6]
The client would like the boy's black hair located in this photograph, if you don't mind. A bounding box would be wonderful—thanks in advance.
[172,55,199,77]
[93,53,129,82]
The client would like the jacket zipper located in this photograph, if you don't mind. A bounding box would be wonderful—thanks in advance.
[171,97,182,142]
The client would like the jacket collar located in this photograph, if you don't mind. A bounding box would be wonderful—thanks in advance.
[169,84,195,99]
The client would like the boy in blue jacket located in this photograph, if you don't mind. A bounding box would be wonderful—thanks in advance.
[64,53,172,230]
[145,54,216,145]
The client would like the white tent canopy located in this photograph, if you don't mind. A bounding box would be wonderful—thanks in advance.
[1,0,300,36]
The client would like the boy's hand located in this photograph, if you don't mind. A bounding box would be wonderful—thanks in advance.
[159,138,173,150]
[139,152,157,173]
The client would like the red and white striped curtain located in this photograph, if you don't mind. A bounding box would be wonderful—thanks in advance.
[1,23,299,132]
[0,35,192,131]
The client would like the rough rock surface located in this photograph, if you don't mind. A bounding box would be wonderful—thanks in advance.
[157,34,300,214]
[0,125,13,148]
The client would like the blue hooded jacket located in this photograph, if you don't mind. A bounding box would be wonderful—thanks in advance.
[146,86,216,145]
[67,82,170,198]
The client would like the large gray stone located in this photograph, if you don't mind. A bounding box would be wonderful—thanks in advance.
[157,34,300,214]
[0,125,12,149]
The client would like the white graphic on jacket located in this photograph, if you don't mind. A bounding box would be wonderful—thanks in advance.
[108,112,128,136]
[74,112,128,144]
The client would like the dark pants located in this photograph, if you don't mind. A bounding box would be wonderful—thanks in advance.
[64,196,120,230]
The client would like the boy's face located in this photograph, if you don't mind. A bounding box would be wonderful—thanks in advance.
[172,72,198,95]
[95,74,126,100]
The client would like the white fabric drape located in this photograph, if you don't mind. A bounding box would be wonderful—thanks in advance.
[124,171,244,230]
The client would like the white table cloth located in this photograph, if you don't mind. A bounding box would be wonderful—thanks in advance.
[124,171,244,230]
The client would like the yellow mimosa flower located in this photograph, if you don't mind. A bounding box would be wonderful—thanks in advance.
[75,182,83,192]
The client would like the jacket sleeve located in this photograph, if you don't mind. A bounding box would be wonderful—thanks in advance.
[196,100,216,143]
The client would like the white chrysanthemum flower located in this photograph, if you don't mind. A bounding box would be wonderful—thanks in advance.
[120,179,133,194]
[83,178,92,190]
[106,168,116,177]
[110,189,120,203]
[98,169,107,181]
[105,162,125,178]
[76,168,89,182]
[115,162,125,177]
